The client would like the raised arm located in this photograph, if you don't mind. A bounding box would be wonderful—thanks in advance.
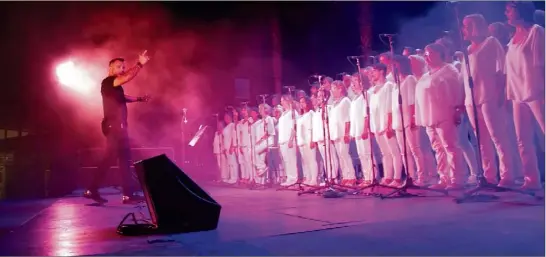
[113,50,150,87]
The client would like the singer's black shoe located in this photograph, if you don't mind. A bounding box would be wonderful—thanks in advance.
[122,194,146,204]
[83,190,108,204]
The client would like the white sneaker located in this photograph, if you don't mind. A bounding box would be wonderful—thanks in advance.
[466,175,478,185]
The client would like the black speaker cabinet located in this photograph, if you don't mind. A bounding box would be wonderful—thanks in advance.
[134,154,221,234]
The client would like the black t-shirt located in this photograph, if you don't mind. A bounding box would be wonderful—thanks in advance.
[101,76,127,125]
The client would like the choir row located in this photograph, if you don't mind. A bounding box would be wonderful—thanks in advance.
[213,6,544,191]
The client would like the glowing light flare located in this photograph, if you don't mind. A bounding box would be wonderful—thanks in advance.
[55,60,94,94]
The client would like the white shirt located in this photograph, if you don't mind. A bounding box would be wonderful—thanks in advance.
[296,111,314,146]
[392,75,418,130]
[349,93,367,137]
[222,123,235,151]
[236,118,253,147]
[460,36,506,106]
[506,24,545,103]
[213,132,221,154]
[252,116,276,148]
[312,107,329,142]
[277,110,298,144]
[415,64,464,127]
[328,97,351,140]
[369,81,395,133]
[387,72,395,82]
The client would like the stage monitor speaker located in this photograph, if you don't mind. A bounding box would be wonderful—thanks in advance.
[133,154,221,234]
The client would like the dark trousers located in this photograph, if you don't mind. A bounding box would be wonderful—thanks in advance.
[90,126,136,196]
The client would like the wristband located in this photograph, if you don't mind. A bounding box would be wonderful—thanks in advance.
[136,62,144,68]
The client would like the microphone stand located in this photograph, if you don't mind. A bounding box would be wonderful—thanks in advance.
[213,113,223,184]
[346,56,399,197]
[181,108,188,166]
[379,34,447,199]
[241,101,255,189]
[299,80,351,197]
[226,106,241,186]
[445,2,542,203]
[251,94,270,190]
[277,86,305,191]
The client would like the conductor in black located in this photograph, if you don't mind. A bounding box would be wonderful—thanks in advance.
[83,50,151,204]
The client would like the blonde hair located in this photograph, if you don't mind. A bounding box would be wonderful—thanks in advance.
[464,14,489,38]
[408,55,428,75]
[332,80,347,95]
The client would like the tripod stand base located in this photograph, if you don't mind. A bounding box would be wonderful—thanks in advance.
[454,181,544,204]
[348,180,401,197]
[380,180,449,199]
[276,183,303,191]
[297,183,353,196]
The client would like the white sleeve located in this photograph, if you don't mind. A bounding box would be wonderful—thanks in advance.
[233,124,239,146]
[224,126,233,150]
[492,37,506,74]
[307,111,314,136]
[404,76,417,106]
[340,98,351,123]
[531,25,545,68]
[384,83,394,114]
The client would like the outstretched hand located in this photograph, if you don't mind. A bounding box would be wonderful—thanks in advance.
[139,94,151,103]
[138,50,151,65]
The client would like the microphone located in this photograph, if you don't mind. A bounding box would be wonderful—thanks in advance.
[240,101,249,106]
[347,55,366,59]
[182,108,188,124]
[379,33,398,37]
[309,74,323,78]
[284,86,296,93]
[212,113,219,117]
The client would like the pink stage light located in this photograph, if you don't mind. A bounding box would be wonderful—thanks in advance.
[55,60,93,94]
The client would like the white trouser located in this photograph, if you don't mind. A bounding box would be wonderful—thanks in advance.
[502,103,523,180]
[334,140,356,180]
[457,116,479,179]
[466,103,515,182]
[355,138,375,181]
[254,142,268,184]
[418,131,439,180]
[215,154,223,180]
[376,134,403,180]
[426,121,466,185]
[238,146,253,180]
[279,143,298,184]
[298,144,319,185]
[224,152,239,183]
[317,140,339,180]
[512,100,545,185]
[267,147,283,180]
[396,127,436,180]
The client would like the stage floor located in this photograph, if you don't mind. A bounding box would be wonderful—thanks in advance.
[0,185,544,256]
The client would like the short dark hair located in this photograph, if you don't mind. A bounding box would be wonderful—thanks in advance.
[534,9,545,26]
[393,55,412,76]
[403,47,415,54]
[298,96,313,112]
[379,52,393,60]
[425,43,448,62]
[507,1,536,23]
[372,63,388,75]
[109,57,125,65]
